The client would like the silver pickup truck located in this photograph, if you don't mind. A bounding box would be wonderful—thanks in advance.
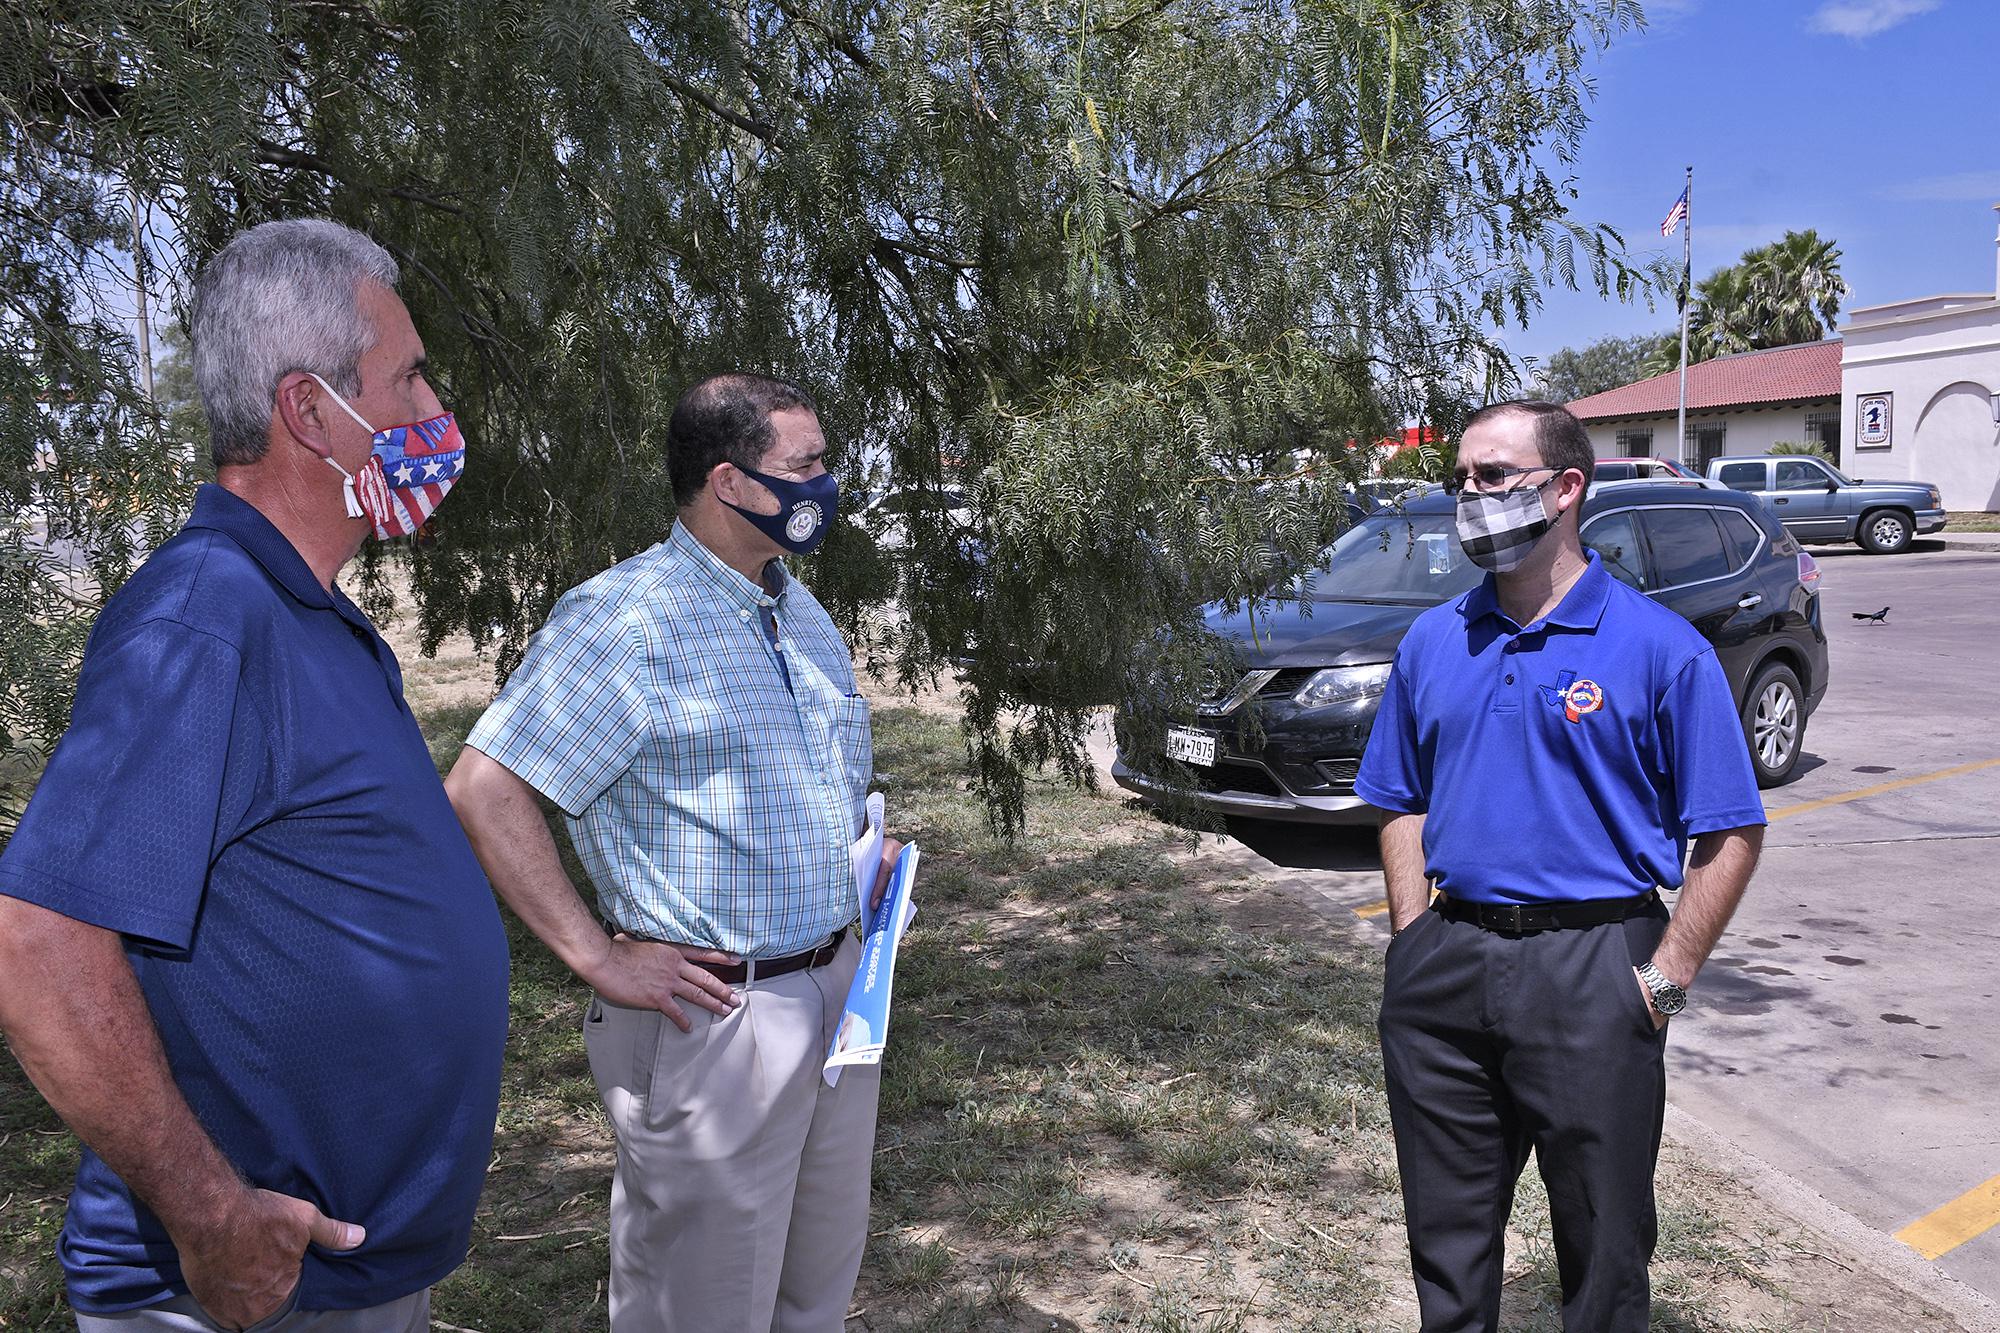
[1705,454,1946,554]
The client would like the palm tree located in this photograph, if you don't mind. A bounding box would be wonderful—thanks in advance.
[1690,265,1760,358]
[1654,231,1849,376]
[1746,229,1847,345]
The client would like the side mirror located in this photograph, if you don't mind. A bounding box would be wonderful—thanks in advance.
[1826,480,1838,492]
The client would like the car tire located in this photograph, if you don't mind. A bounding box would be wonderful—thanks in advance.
[1856,508,1913,554]
[1742,660,1805,788]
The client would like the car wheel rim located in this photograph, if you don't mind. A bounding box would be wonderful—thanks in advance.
[1754,681,1798,770]
[1871,516,1906,547]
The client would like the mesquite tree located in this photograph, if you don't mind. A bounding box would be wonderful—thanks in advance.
[1,0,1652,833]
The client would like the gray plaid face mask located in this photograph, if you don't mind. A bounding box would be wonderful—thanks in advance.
[1455,477,1556,573]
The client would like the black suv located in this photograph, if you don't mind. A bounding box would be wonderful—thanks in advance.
[1113,482,1829,823]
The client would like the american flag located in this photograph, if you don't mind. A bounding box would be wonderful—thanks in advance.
[1660,188,1688,238]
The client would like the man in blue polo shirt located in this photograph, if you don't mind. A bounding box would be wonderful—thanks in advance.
[1355,400,1765,1333]
[0,220,508,1331]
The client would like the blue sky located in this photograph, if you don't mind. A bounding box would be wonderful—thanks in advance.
[1506,0,2000,374]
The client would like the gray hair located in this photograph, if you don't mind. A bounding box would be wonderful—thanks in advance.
[190,219,400,467]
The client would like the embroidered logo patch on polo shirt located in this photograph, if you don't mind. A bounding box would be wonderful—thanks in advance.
[1539,669,1606,723]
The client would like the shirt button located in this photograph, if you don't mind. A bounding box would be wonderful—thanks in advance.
[1505,674,1515,684]
[739,609,751,622]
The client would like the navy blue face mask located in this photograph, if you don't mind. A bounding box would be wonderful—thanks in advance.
[723,463,840,555]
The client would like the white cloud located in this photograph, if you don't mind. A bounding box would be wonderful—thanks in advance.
[1885,170,2000,202]
[1807,0,1941,39]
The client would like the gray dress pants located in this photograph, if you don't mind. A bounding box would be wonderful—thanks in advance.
[1378,899,1672,1333]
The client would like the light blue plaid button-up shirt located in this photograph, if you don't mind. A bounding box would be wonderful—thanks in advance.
[466,522,872,957]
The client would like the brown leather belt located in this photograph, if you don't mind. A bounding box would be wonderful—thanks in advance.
[604,922,845,984]
[1435,889,1658,937]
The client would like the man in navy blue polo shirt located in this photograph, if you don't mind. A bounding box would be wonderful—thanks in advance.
[1356,401,1765,1333]
[0,220,508,1331]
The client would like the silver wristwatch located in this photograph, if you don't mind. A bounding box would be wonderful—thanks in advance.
[1636,961,1688,1017]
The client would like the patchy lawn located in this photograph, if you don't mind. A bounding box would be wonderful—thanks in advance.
[0,659,1971,1330]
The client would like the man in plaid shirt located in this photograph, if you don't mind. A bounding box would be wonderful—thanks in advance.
[448,373,900,1332]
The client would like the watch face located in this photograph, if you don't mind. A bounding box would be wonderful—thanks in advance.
[1642,965,1688,1015]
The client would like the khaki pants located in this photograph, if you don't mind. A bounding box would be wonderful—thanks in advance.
[584,932,880,1333]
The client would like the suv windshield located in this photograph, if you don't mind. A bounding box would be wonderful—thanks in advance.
[1289,512,1482,604]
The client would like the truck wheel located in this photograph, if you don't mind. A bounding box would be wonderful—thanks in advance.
[1742,660,1805,788]
[1856,509,1912,554]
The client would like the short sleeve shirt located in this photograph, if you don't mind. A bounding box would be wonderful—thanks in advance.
[1354,550,1766,903]
[467,522,871,957]
[0,486,509,1313]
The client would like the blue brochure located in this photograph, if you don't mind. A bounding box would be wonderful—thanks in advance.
[824,843,920,1085]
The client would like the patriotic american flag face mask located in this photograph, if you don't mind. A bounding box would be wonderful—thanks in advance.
[307,373,466,540]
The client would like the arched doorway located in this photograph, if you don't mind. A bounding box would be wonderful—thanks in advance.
[1914,381,2000,511]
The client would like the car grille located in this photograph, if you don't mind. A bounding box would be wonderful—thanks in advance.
[1257,667,1317,699]
[1198,666,1317,714]
[1193,761,1290,799]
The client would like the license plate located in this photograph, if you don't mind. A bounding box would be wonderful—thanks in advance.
[1165,726,1217,767]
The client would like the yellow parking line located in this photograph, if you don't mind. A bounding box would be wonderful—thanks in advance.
[1895,1173,2000,1261]
[1354,899,1391,919]
[1766,757,2000,822]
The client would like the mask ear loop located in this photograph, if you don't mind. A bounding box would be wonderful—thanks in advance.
[305,373,376,519]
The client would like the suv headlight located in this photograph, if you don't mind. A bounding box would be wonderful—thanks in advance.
[1292,663,1393,709]
[1929,487,1942,508]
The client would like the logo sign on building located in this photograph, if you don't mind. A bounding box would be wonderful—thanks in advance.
[1857,393,1892,449]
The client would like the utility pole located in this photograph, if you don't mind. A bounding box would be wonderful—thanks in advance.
[130,184,155,403]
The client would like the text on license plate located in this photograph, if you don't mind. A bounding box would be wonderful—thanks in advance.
[1165,726,1217,767]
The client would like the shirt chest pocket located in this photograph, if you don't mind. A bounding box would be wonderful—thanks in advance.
[828,694,873,799]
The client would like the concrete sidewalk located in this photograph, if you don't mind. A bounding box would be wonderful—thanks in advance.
[1929,528,2000,552]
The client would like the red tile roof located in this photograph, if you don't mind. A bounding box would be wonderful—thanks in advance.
[1565,339,1842,422]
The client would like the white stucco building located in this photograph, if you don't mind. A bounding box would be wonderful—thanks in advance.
[1839,282,2000,512]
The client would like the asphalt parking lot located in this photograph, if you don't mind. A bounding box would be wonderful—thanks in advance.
[1093,535,2000,1313]
[1667,539,2000,1304]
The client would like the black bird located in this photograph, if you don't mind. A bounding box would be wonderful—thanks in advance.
[1852,606,1890,624]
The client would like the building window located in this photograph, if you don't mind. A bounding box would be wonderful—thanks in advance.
[1684,422,1727,470]
[1805,408,1840,462]
[1614,427,1654,455]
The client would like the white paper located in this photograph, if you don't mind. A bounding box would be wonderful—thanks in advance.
[850,791,886,923]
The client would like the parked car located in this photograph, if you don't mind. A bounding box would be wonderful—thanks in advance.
[1704,454,1945,553]
[856,485,974,552]
[1112,483,1829,825]
[1351,479,1442,509]
[1591,456,1705,483]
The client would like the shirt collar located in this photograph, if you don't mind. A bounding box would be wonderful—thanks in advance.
[182,484,335,609]
[667,521,788,612]
[1461,547,1610,633]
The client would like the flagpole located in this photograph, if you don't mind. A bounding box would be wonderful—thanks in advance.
[1677,165,1691,466]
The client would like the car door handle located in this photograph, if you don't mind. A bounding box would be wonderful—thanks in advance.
[1773,497,1789,504]
[1737,593,1763,610]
